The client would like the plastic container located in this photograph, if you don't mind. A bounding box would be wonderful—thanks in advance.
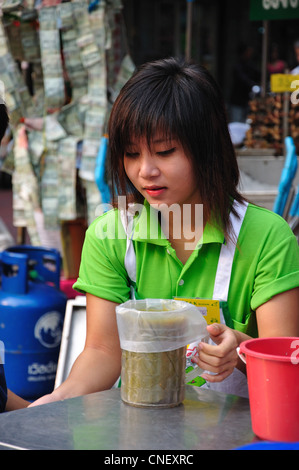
[238,337,299,442]
[116,299,207,408]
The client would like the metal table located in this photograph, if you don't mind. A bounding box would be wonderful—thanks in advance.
[0,386,255,450]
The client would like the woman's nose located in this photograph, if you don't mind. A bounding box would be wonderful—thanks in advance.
[139,154,160,178]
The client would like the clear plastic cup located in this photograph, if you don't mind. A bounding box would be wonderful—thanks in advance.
[116,299,207,408]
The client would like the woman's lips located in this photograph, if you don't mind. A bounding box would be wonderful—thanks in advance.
[144,186,166,197]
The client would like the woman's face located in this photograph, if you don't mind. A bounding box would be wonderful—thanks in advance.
[123,134,201,209]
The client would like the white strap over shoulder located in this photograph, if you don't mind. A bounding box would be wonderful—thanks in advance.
[212,200,248,301]
[121,199,248,299]
[120,204,138,283]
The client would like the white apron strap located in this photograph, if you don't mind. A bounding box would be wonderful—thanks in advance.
[120,207,137,283]
[213,200,248,302]
[122,200,248,291]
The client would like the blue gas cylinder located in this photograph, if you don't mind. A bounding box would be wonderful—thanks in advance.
[0,245,67,400]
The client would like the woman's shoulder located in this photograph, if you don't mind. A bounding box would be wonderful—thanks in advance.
[243,202,296,239]
[246,203,292,226]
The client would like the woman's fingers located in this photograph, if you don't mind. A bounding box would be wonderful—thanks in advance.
[191,323,239,381]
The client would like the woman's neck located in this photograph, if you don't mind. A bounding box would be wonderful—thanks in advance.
[159,204,205,264]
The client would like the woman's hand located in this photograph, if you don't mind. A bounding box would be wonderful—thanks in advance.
[28,393,58,408]
[192,323,243,383]
[28,296,122,408]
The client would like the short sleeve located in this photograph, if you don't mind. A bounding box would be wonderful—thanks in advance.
[251,222,299,310]
[73,210,131,303]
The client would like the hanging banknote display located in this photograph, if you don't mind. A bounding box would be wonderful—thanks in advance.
[0,0,135,260]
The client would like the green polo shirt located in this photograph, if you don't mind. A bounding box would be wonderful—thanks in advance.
[73,201,299,337]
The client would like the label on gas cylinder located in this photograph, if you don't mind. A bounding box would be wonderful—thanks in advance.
[28,361,57,382]
[34,311,63,349]
[26,311,63,382]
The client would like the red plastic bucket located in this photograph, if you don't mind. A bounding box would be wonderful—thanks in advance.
[238,337,299,442]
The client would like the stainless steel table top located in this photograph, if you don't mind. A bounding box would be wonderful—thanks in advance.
[0,386,255,450]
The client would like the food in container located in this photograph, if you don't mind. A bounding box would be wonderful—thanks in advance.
[116,299,207,408]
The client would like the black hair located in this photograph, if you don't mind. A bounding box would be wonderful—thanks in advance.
[108,57,244,238]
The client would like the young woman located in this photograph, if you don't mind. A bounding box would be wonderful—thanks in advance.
[30,57,299,406]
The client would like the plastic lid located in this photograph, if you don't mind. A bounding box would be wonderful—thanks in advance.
[116,299,207,353]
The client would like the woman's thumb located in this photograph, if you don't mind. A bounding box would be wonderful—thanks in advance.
[206,323,227,339]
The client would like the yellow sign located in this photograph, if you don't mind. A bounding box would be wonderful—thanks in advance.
[270,74,299,93]
[173,297,221,325]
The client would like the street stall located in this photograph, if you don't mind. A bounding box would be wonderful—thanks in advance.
[0,1,298,452]
[235,1,299,226]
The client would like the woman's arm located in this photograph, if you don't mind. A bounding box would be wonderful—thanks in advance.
[29,294,122,406]
[6,390,30,411]
[255,287,299,337]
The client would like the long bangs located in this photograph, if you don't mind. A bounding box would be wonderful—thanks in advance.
[117,81,186,151]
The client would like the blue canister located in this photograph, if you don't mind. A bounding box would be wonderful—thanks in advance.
[0,245,67,400]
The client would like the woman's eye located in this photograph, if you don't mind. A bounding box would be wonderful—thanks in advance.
[125,151,139,158]
[157,147,176,156]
